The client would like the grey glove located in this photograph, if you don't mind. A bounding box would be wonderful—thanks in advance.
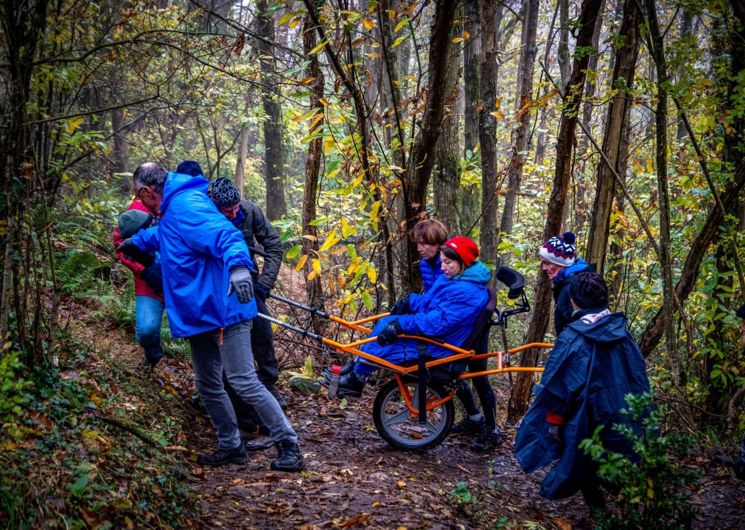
[547,423,563,445]
[228,266,254,304]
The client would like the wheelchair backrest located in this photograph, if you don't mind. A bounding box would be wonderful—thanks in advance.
[496,266,525,299]
[461,287,497,354]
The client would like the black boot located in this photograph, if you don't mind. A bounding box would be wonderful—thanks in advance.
[270,439,304,472]
[197,445,248,467]
[336,371,365,398]
[470,426,505,452]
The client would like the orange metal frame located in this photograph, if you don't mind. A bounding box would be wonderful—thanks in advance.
[317,311,553,410]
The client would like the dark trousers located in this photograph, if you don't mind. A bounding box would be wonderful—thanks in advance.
[456,356,497,430]
[225,293,279,430]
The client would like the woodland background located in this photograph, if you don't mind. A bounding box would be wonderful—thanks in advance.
[1,0,745,528]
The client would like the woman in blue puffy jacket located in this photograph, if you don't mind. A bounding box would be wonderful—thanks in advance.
[331,237,490,397]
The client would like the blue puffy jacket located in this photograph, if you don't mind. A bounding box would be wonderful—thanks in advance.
[132,173,257,338]
[419,254,443,292]
[360,261,490,366]
[514,310,650,499]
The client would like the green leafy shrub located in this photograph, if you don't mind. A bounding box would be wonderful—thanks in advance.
[579,393,698,529]
[0,348,33,439]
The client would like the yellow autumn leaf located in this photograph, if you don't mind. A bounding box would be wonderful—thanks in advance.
[370,200,381,222]
[295,254,308,272]
[319,228,340,252]
[367,267,377,284]
[312,258,322,275]
[362,18,374,30]
[341,216,356,238]
[67,117,84,133]
[490,110,505,119]
[307,269,319,281]
[452,37,464,43]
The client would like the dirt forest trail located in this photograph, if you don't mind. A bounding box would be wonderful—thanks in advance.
[67,294,745,530]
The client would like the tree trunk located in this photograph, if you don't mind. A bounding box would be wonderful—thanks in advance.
[257,0,287,220]
[642,0,677,378]
[558,0,570,90]
[461,0,481,234]
[507,0,601,423]
[586,0,640,273]
[479,0,502,265]
[235,124,249,196]
[301,12,325,316]
[500,0,539,239]
[111,108,130,192]
[433,9,462,232]
[402,0,458,290]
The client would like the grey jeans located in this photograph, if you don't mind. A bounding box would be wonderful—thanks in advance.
[188,320,297,450]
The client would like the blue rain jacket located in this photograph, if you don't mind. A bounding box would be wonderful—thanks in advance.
[419,254,443,292]
[359,261,490,367]
[552,258,592,334]
[514,311,650,499]
[132,173,256,338]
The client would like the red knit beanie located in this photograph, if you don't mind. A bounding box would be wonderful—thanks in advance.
[442,236,480,267]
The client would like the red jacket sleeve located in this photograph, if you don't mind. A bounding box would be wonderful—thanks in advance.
[113,227,145,276]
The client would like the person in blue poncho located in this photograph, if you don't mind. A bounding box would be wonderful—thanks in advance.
[327,236,490,398]
[118,168,303,472]
[539,232,593,335]
[514,271,651,510]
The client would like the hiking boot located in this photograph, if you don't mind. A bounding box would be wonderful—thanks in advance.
[196,445,248,467]
[319,370,365,398]
[238,423,270,441]
[451,415,485,435]
[270,439,304,472]
[470,426,505,452]
[266,385,288,410]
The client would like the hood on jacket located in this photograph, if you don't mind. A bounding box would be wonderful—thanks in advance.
[456,261,490,284]
[160,172,210,214]
[568,311,628,344]
[554,258,590,283]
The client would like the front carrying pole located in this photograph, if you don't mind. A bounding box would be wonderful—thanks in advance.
[267,293,331,320]
[257,313,323,341]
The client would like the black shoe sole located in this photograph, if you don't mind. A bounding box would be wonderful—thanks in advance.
[197,455,249,467]
[270,461,304,472]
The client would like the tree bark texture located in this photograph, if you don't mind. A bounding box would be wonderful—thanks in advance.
[257,0,287,220]
[500,0,539,238]
[301,13,325,316]
[402,0,458,290]
[586,0,640,274]
[479,0,501,264]
[433,9,462,232]
[507,0,602,423]
[461,0,481,234]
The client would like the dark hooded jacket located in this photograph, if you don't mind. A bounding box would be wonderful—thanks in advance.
[514,310,650,500]
[232,199,283,293]
[419,254,443,293]
[552,259,593,334]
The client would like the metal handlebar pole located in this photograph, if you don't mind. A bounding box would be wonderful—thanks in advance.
[267,293,331,319]
[257,313,323,341]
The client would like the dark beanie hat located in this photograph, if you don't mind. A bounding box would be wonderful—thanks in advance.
[118,210,153,239]
[208,177,241,209]
[570,271,608,309]
[176,160,204,177]
[737,304,745,319]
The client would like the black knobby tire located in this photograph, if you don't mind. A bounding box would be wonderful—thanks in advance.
[372,377,454,451]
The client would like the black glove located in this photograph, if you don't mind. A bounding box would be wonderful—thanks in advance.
[390,295,410,315]
[228,266,254,304]
[141,264,163,296]
[118,238,154,267]
[377,319,402,346]
[253,283,268,302]
[547,423,563,445]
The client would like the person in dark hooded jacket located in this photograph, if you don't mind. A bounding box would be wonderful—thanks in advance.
[539,232,593,335]
[514,271,650,509]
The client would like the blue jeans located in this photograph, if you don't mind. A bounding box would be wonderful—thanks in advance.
[189,321,297,450]
[135,296,165,363]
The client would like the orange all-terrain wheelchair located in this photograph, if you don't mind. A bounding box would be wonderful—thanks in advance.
[261,266,552,451]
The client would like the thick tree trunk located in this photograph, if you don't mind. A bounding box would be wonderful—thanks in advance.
[500,0,539,239]
[402,0,458,290]
[257,0,287,220]
[301,13,325,315]
[479,0,501,265]
[461,0,481,234]
[586,0,640,273]
[507,0,602,423]
[433,11,462,232]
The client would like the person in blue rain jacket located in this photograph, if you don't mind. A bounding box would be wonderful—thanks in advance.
[326,236,490,397]
[514,271,650,509]
[120,170,303,472]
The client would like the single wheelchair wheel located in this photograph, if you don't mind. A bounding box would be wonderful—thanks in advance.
[373,377,454,451]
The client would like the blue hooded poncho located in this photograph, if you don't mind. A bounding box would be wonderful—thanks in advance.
[132,172,257,338]
[514,311,650,499]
